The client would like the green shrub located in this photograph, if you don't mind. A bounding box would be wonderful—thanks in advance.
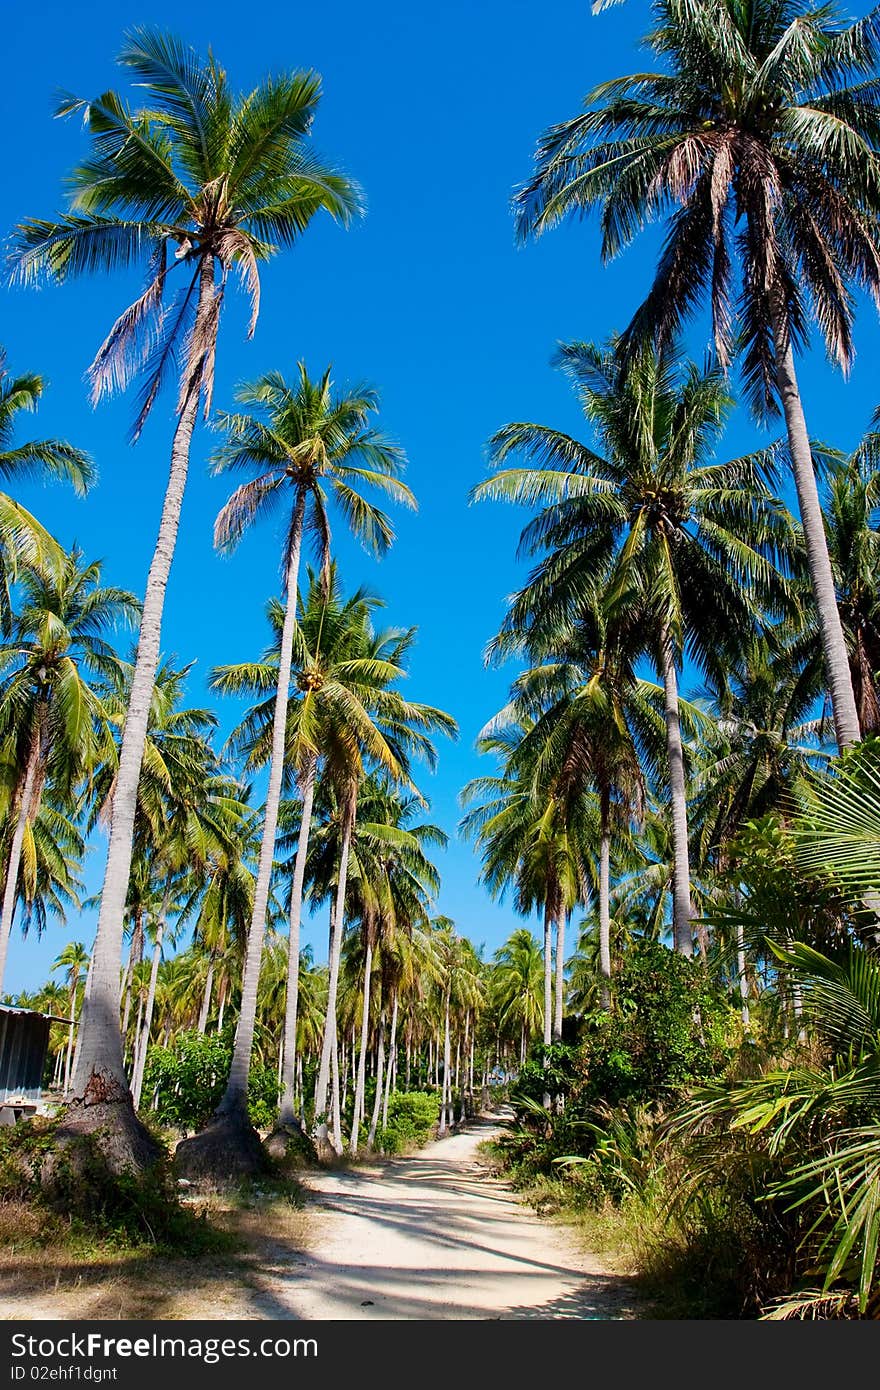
[377,1090,441,1154]
[0,1116,231,1255]
[142,1031,280,1133]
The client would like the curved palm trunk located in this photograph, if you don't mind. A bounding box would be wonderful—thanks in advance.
[599,790,612,1009]
[553,909,566,1041]
[314,800,356,1124]
[349,938,373,1154]
[72,257,217,1102]
[542,904,552,1108]
[0,739,38,995]
[381,990,398,1132]
[278,750,317,1129]
[217,490,307,1122]
[771,310,861,749]
[660,629,693,956]
[131,908,165,1110]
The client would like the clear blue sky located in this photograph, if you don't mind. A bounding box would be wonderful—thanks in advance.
[4,0,880,993]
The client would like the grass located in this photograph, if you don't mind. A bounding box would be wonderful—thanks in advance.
[481,1134,785,1319]
[0,1112,314,1319]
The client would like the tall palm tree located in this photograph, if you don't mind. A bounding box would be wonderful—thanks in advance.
[309,672,455,1146]
[514,0,880,749]
[474,341,794,952]
[0,550,137,992]
[0,350,94,631]
[8,29,360,1125]
[205,367,412,1149]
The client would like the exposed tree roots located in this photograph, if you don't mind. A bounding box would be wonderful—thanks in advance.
[174,1110,272,1185]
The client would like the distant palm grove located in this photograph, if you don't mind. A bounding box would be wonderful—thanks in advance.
[7,0,880,1320]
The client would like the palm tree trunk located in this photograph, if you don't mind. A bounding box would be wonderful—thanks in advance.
[72,256,217,1102]
[0,740,38,995]
[736,917,750,1030]
[120,916,143,1052]
[330,1023,342,1154]
[70,950,93,1085]
[197,956,214,1035]
[131,909,165,1110]
[553,908,566,1041]
[314,800,356,1123]
[660,627,693,956]
[382,990,398,1132]
[367,1010,386,1150]
[770,305,861,749]
[599,789,612,1008]
[350,939,373,1153]
[63,979,77,1096]
[542,903,552,1107]
[217,490,307,1123]
[439,993,451,1136]
[278,751,317,1128]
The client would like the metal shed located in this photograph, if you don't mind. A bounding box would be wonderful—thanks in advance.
[0,1004,69,1120]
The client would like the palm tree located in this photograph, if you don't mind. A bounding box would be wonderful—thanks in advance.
[474,341,794,953]
[491,928,545,1066]
[497,594,663,1005]
[0,350,94,631]
[691,633,827,862]
[514,0,880,749]
[341,780,444,1152]
[52,941,89,1094]
[216,575,423,1133]
[204,366,412,1153]
[0,550,137,993]
[461,722,586,1079]
[299,656,456,1146]
[8,29,360,1129]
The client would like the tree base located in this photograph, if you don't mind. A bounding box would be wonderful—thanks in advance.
[40,1067,162,1182]
[174,1110,272,1185]
[264,1121,317,1170]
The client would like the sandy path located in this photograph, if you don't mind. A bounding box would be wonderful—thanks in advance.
[246,1114,636,1320]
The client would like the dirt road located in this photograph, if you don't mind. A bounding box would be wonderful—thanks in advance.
[246,1114,636,1319]
[1,1114,637,1320]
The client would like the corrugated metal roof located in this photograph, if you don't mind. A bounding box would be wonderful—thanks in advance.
[0,1003,74,1025]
